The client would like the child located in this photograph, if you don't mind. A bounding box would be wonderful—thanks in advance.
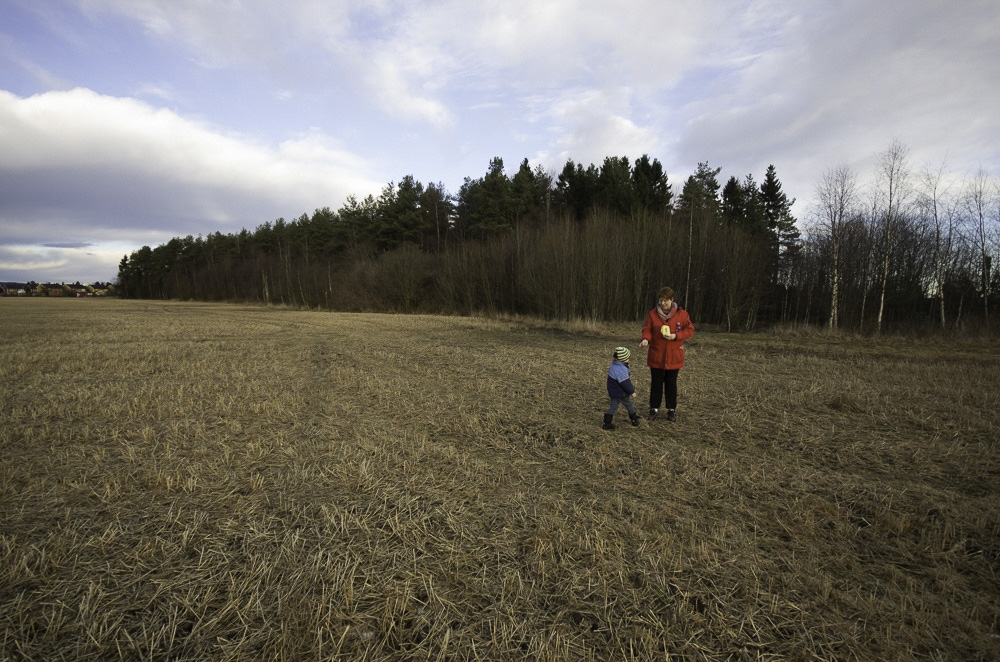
[604,346,640,430]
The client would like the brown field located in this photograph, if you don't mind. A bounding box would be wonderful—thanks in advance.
[1,298,998,661]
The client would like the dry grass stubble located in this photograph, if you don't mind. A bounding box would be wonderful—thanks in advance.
[1,299,998,660]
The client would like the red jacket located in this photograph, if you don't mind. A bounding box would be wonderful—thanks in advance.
[641,307,694,370]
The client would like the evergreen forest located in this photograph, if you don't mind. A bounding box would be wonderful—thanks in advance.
[117,143,999,334]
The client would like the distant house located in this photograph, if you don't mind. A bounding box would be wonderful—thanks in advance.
[0,283,29,296]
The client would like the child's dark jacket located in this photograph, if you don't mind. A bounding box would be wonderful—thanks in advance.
[607,360,636,400]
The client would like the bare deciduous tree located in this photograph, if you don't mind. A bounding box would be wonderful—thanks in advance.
[874,139,912,335]
[965,167,996,334]
[917,158,955,330]
[814,164,858,330]
[857,190,881,333]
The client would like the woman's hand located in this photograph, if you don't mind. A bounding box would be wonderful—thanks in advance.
[640,339,648,347]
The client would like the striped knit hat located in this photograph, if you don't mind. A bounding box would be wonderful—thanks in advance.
[614,346,631,363]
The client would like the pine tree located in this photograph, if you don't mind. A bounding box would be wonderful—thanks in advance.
[676,162,722,307]
[631,154,672,212]
[597,156,634,215]
[721,175,747,227]
[555,159,599,221]
[455,158,512,239]
[760,164,800,280]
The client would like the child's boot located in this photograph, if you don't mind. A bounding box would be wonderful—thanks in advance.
[602,414,616,430]
[630,412,641,427]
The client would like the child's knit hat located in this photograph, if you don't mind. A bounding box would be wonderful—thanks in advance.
[614,346,631,363]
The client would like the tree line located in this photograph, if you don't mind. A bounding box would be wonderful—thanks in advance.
[811,140,998,335]
[117,146,999,334]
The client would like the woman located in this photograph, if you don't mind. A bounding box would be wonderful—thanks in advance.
[640,286,694,422]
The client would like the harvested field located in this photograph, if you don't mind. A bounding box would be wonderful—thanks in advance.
[1,298,998,660]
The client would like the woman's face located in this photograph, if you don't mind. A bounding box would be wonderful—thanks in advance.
[659,297,673,309]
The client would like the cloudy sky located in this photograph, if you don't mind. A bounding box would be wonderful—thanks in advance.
[1,0,998,284]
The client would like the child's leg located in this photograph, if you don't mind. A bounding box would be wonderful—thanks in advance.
[625,398,640,426]
[624,398,637,417]
[603,398,622,429]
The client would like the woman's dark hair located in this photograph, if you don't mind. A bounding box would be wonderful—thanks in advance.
[657,286,675,301]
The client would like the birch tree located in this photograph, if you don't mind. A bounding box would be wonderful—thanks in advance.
[814,164,857,330]
[917,159,955,329]
[874,139,912,335]
[966,167,995,333]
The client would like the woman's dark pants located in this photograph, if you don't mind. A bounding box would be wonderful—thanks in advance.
[649,368,679,410]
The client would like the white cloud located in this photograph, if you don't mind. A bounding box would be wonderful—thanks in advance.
[530,88,662,169]
[0,87,383,282]
[80,0,339,68]
[0,239,149,284]
[0,87,380,209]
[72,1,750,130]
[70,0,1000,175]
[366,50,453,127]
[131,82,176,103]
[0,245,68,273]
[665,0,1000,216]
